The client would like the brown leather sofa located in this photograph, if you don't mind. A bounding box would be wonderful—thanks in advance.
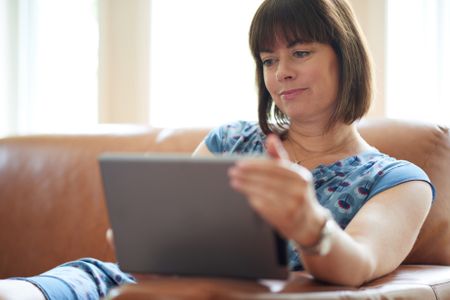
[0,119,449,300]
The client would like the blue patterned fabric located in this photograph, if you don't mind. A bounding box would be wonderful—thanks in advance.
[205,120,435,270]
[15,258,135,300]
[15,120,435,298]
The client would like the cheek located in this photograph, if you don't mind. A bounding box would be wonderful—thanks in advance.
[303,61,326,81]
[325,56,340,93]
[309,63,338,96]
[263,71,277,95]
[322,65,339,100]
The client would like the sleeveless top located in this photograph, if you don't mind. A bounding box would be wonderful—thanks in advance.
[204,121,435,270]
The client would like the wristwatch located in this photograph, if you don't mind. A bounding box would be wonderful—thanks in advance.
[292,209,335,256]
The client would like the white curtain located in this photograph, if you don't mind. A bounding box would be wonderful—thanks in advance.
[0,0,14,135]
[0,0,98,136]
[386,0,450,125]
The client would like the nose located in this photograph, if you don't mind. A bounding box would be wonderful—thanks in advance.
[276,59,295,81]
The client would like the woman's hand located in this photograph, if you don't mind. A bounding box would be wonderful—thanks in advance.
[228,134,327,246]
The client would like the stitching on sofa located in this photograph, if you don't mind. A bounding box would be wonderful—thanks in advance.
[431,281,450,300]
[423,125,442,171]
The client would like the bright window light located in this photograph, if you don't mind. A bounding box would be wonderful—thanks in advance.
[0,0,12,135]
[17,0,99,133]
[149,1,262,128]
[386,0,449,125]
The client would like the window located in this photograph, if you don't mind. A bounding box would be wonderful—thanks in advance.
[149,1,262,128]
[386,0,450,125]
[0,0,98,136]
[3,1,447,136]
[0,0,14,135]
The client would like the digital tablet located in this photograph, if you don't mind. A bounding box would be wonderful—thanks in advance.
[99,153,288,280]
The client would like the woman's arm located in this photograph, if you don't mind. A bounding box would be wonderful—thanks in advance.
[302,180,432,286]
[229,134,433,286]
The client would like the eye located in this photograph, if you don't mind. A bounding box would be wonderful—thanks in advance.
[261,58,275,67]
[293,50,310,58]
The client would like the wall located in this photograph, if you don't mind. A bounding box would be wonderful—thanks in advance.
[98,0,150,124]
[348,0,386,118]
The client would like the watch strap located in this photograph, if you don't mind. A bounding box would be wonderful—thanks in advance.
[292,209,335,256]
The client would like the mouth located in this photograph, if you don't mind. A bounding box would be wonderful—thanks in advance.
[279,88,308,100]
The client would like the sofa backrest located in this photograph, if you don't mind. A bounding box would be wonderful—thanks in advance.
[0,126,209,278]
[0,119,448,279]
[358,119,450,265]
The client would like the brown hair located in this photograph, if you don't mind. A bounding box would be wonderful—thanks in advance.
[249,0,373,135]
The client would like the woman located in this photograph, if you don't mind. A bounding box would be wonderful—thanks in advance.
[198,0,433,286]
[0,0,434,299]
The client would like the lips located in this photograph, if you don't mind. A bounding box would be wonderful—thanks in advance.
[279,88,308,100]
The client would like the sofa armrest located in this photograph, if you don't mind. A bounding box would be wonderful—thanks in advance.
[108,265,450,300]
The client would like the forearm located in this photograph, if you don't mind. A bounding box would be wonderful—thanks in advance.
[303,182,433,286]
[300,224,377,286]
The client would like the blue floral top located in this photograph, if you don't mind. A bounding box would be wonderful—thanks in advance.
[16,121,434,299]
[205,121,435,270]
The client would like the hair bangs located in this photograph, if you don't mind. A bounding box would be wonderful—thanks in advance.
[250,0,333,59]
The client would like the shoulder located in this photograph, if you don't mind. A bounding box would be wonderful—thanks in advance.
[203,121,266,155]
[366,152,436,200]
[313,150,435,228]
[338,150,435,200]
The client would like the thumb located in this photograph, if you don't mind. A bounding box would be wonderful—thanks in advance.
[265,134,289,160]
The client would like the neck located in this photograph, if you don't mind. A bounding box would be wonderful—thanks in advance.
[285,121,368,165]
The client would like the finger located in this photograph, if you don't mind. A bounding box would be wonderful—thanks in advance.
[229,165,308,209]
[231,159,312,186]
[230,172,282,200]
[229,162,317,211]
[231,183,302,237]
[230,168,302,197]
[266,134,289,160]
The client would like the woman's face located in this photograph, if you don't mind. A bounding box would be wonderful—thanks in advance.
[260,39,339,124]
